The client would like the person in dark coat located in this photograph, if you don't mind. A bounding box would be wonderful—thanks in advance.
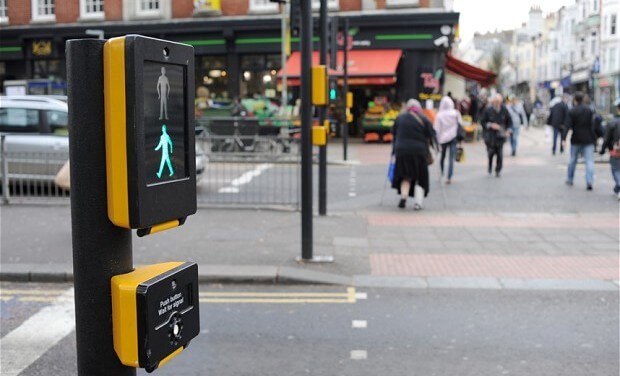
[479,93,512,177]
[562,91,596,190]
[599,97,620,199]
[391,99,436,211]
[547,94,569,155]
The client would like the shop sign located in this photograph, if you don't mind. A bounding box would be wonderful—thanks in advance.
[194,0,221,11]
[32,40,52,57]
[598,76,610,88]
[418,68,442,101]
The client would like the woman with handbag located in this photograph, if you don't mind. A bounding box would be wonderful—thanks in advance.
[433,96,463,184]
[391,99,437,210]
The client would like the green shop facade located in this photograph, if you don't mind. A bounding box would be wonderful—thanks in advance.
[0,10,458,106]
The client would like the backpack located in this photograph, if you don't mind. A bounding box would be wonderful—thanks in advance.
[592,112,604,139]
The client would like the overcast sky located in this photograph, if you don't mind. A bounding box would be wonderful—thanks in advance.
[452,0,577,44]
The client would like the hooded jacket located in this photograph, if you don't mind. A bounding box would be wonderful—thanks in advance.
[547,97,568,129]
[433,96,462,144]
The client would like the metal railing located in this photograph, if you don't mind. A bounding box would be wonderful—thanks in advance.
[0,134,70,204]
[195,117,301,208]
[1,118,302,209]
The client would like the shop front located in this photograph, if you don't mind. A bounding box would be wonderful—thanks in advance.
[594,73,620,116]
[0,10,458,132]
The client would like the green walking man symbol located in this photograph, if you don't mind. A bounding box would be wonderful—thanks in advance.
[155,124,174,178]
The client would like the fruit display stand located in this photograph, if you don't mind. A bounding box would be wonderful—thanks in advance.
[461,115,482,142]
[362,102,399,143]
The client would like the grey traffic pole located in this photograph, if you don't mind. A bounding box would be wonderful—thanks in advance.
[1,135,9,204]
[318,0,328,216]
[342,17,349,161]
[300,0,313,260]
[66,39,135,376]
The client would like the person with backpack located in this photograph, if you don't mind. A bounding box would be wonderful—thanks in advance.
[599,98,620,200]
[562,92,596,190]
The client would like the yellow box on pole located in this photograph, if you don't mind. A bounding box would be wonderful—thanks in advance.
[111,262,200,372]
[312,65,327,106]
[346,91,353,109]
[312,125,328,146]
[346,108,353,123]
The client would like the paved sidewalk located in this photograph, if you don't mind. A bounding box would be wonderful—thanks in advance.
[1,127,618,290]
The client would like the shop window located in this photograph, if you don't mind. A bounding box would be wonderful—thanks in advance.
[196,56,229,99]
[0,0,7,24]
[33,60,62,80]
[385,0,420,8]
[311,0,338,10]
[80,0,104,20]
[240,54,281,99]
[137,0,161,17]
[31,0,55,22]
[249,0,278,13]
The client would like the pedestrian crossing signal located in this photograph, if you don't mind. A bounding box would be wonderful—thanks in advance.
[330,88,337,100]
[104,35,197,235]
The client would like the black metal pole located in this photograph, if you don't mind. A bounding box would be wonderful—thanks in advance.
[342,18,349,161]
[318,0,327,216]
[300,0,313,259]
[67,39,135,376]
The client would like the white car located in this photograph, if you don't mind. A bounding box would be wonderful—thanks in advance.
[0,95,207,186]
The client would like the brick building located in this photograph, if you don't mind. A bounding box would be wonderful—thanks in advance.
[0,0,459,112]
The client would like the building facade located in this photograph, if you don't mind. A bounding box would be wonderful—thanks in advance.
[0,0,459,108]
[597,0,620,113]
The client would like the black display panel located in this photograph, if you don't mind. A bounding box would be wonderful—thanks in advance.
[143,61,188,186]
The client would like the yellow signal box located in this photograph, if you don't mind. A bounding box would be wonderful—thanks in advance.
[346,91,353,109]
[111,262,200,373]
[312,125,328,146]
[104,35,197,235]
[312,65,328,106]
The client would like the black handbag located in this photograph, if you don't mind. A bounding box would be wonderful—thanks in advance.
[457,123,466,142]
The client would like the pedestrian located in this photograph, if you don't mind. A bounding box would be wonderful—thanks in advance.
[230,96,246,117]
[506,95,528,156]
[562,91,596,190]
[479,93,512,177]
[599,98,620,199]
[433,96,462,184]
[391,99,436,210]
[547,94,569,155]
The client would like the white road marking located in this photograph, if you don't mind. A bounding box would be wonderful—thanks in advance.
[355,292,368,300]
[352,320,367,329]
[348,167,357,199]
[1,288,75,376]
[350,350,367,360]
[218,163,273,193]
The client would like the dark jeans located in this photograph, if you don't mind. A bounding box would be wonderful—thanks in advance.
[440,139,457,179]
[552,126,564,154]
[610,157,620,193]
[487,143,504,173]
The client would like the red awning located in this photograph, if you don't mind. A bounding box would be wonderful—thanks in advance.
[445,53,497,87]
[278,49,402,86]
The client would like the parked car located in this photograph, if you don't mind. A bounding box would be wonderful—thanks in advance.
[0,95,207,187]
[0,96,70,185]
